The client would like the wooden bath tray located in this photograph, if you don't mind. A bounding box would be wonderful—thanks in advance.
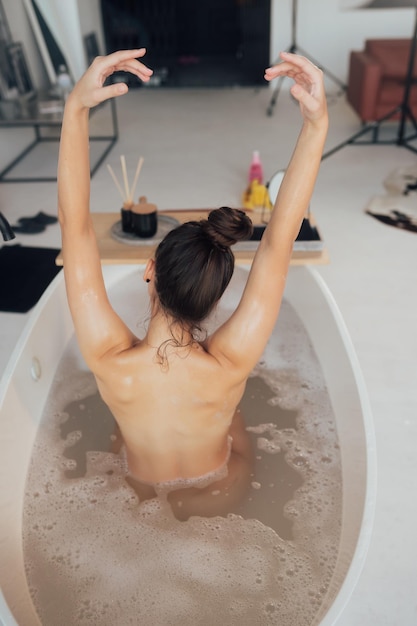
[55,210,329,266]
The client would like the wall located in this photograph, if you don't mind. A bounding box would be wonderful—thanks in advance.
[271,0,414,86]
[2,0,415,91]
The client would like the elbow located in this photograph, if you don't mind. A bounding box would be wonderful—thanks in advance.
[58,204,92,235]
[58,205,65,229]
[262,226,294,259]
[58,207,72,235]
[57,195,68,229]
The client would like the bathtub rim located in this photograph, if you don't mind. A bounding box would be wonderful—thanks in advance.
[0,263,376,626]
[0,266,129,626]
[0,269,74,626]
[300,266,377,625]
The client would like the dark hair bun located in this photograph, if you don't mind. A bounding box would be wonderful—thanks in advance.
[202,207,253,248]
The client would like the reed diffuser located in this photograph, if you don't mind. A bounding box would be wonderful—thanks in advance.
[107,155,145,209]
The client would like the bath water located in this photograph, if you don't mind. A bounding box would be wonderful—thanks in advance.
[23,269,342,625]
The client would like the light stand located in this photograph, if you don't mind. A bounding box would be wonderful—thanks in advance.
[322,1,417,159]
[266,0,346,116]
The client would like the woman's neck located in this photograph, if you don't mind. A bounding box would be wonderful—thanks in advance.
[145,309,195,353]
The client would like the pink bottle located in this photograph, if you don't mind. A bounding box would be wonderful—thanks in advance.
[248,150,263,184]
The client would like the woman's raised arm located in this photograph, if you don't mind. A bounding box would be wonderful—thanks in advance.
[207,53,328,376]
[58,51,153,372]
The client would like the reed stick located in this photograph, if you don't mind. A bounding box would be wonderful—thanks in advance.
[107,164,125,203]
[129,156,144,203]
[120,155,130,205]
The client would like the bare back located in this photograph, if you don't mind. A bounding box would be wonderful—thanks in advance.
[96,338,246,483]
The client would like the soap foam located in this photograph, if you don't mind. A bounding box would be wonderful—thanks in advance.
[24,444,322,626]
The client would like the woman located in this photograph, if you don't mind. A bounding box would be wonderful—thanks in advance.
[58,49,328,499]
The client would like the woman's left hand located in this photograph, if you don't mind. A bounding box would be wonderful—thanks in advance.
[68,49,153,110]
[264,52,327,127]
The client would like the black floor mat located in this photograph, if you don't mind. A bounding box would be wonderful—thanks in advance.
[0,245,62,313]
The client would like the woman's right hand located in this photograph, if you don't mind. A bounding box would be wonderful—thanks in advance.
[264,52,328,128]
[67,49,153,111]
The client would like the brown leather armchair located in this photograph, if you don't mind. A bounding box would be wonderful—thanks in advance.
[347,38,417,122]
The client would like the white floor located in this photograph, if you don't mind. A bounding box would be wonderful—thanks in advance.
[1,82,417,625]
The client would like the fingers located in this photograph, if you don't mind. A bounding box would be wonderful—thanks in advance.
[93,49,153,82]
[96,82,129,104]
[264,52,326,124]
[68,49,154,110]
[264,51,321,82]
[120,59,153,81]
[96,48,147,66]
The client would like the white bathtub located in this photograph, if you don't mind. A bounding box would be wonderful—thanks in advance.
[0,264,376,625]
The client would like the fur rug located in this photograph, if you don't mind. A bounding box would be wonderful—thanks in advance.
[366,166,417,234]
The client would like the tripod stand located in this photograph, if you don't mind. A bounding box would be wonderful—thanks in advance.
[266,0,346,116]
[322,6,417,160]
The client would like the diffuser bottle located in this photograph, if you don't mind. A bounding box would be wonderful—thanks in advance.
[248,150,263,184]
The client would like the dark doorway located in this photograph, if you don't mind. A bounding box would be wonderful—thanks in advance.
[100,0,271,87]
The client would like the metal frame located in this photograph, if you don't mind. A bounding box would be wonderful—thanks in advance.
[0,97,119,183]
